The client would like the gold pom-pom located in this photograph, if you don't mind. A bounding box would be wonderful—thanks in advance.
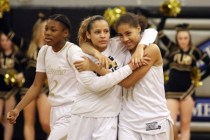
[164,72,169,83]
[4,69,17,86]
[0,0,10,18]
[191,67,203,87]
[160,0,181,17]
[103,6,126,27]
[4,69,25,87]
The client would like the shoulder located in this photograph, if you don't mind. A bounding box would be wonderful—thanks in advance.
[40,45,49,51]
[66,42,86,60]
[38,45,50,55]
[66,41,79,49]
[109,37,124,46]
[191,46,202,55]
[146,43,163,65]
[146,43,160,54]
[66,42,82,52]
[109,36,127,52]
[109,36,121,42]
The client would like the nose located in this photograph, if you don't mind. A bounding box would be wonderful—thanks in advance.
[100,32,106,38]
[122,36,129,42]
[44,29,51,36]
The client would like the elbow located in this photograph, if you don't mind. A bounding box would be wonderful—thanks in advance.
[121,82,133,89]
[86,84,104,92]
[124,84,133,89]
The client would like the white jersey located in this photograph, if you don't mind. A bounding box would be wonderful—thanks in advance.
[36,42,81,106]
[70,37,131,117]
[119,65,171,133]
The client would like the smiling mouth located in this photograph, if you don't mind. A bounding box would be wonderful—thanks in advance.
[125,42,132,47]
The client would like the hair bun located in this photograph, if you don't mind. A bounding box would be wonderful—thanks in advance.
[175,23,190,30]
[38,12,46,21]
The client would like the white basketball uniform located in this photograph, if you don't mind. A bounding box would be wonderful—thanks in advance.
[36,42,80,140]
[67,28,158,140]
[67,37,132,140]
[119,63,174,140]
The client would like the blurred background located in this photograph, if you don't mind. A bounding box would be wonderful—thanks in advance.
[0,0,210,139]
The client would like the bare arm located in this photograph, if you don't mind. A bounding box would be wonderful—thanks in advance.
[80,42,110,68]
[131,28,158,65]
[74,57,110,76]
[7,72,46,124]
[120,44,162,88]
[69,45,137,92]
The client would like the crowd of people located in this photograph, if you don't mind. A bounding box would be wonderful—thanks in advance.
[0,9,209,140]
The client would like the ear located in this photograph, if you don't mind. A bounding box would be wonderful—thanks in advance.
[137,26,141,33]
[63,30,69,38]
[86,32,91,40]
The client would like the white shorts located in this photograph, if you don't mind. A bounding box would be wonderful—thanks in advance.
[67,115,118,140]
[47,104,72,140]
[118,120,174,140]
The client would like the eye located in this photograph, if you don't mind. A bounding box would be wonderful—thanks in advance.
[125,32,131,36]
[117,33,122,37]
[51,29,56,32]
[104,29,109,33]
[94,30,101,34]
[45,27,48,31]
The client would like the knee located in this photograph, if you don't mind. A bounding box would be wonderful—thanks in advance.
[40,121,50,134]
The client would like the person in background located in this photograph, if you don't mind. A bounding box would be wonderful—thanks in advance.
[0,32,26,140]
[20,14,51,140]
[157,18,210,140]
[1,13,51,139]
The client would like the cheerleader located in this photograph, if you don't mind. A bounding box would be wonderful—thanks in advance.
[0,32,26,140]
[157,19,210,140]
[1,13,50,139]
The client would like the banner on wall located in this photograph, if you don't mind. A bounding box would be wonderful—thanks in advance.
[192,97,210,122]
[196,38,210,69]
[193,39,210,122]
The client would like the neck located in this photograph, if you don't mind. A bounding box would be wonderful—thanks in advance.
[94,45,107,52]
[4,49,13,55]
[52,40,66,52]
[181,46,190,52]
[130,44,138,55]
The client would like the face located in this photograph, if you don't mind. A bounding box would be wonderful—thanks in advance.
[86,20,110,52]
[116,23,141,52]
[0,33,12,51]
[44,19,68,49]
[176,31,191,51]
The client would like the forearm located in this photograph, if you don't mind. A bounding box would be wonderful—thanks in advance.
[157,17,167,32]
[120,44,158,88]
[201,65,210,80]
[93,65,110,76]
[15,72,46,112]
[119,65,150,88]
[158,32,171,46]
[77,65,133,92]
[80,42,98,57]
[15,84,42,112]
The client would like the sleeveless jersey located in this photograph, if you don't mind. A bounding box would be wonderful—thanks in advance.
[120,65,171,133]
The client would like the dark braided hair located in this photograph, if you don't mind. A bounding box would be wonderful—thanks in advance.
[48,14,71,39]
